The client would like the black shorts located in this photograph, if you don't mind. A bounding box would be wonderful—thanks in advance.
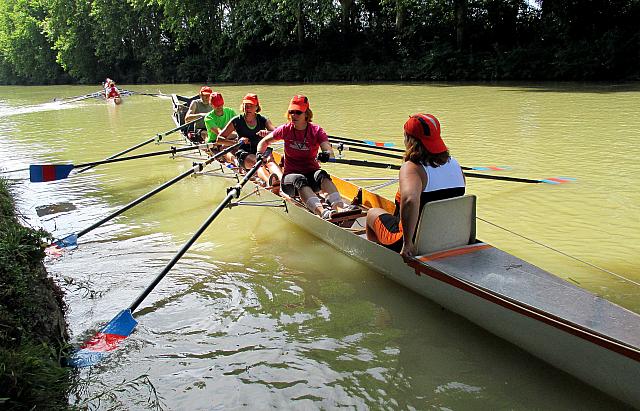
[282,170,330,197]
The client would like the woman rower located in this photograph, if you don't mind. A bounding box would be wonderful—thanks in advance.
[257,95,356,219]
[365,113,466,257]
[217,93,281,185]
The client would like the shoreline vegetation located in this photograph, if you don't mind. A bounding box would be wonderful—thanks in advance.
[0,177,70,410]
[1,1,639,85]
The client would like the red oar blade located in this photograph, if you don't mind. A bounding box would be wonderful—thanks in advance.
[540,177,576,184]
[69,309,138,367]
[29,164,74,182]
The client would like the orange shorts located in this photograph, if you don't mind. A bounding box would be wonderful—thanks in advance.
[373,214,403,252]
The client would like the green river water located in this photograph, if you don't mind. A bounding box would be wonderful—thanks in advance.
[1,83,638,409]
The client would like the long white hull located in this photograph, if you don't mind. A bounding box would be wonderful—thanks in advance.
[246,171,640,407]
[169,97,639,407]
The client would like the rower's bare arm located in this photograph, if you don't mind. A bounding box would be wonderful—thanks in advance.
[320,141,335,158]
[398,162,426,256]
[184,102,204,123]
[257,133,278,154]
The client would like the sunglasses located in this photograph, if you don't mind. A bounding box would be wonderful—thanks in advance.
[288,110,303,115]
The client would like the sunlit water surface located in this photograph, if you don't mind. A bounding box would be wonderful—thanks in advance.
[1,83,638,409]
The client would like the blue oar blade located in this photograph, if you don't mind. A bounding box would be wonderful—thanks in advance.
[540,177,577,184]
[29,164,74,182]
[57,233,78,248]
[68,309,138,368]
[363,140,395,147]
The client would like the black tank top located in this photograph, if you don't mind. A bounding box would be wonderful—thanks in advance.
[231,114,268,154]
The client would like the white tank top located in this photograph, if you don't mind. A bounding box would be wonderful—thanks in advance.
[423,157,465,192]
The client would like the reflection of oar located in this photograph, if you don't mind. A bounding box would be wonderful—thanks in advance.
[329,135,395,147]
[69,148,272,368]
[332,142,511,171]
[30,143,215,183]
[327,158,575,184]
[49,142,242,250]
[76,118,204,174]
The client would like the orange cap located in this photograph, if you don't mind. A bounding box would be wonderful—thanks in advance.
[288,95,309,112]
[200,86,212,95]
[209,92,224,107]
[403,114,447,153]
[242,93,259,106]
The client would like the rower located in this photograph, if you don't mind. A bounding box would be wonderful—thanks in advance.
[365,113,466,257]
[256,95,357,219]
[184,86,213,143]
[104,78,120,100]
[216,93,282,186]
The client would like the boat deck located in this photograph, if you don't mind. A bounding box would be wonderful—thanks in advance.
[420,244,640,350]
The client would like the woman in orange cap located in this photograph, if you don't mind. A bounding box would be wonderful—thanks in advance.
[257,95,356,219]
[365,114,466,257]
[217,93,280,184]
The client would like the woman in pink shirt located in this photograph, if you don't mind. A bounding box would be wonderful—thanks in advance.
[257,95,355,219]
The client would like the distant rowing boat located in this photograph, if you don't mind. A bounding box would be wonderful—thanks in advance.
[170,95,640,407]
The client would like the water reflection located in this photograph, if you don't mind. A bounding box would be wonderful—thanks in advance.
[1,84,637,409]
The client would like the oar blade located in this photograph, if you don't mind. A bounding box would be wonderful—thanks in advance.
[29,164,74,182]
[69,309,138,368]
[470,165,513,171]
[363,140,395,147]
[44,233,78,257]
[540,177,576,184]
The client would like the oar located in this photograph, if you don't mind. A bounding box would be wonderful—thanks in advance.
[326,158,575,184]
[329,135,396,148]
[55,91,104,104]
[53,91,102,103]
[30,143,215,183]
[49,142,242,250]
[120,89,168,97]
[332,142,511,171]
[76,117,204,174]
[69,148,272,367]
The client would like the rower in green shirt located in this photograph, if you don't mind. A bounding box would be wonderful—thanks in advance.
[204,92,236,143]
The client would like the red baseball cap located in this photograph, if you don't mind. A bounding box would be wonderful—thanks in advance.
[200,86,212,95]
[403,113,447,153]
[242,93,259,106]
[288,95,309,112]
[209,92,224,107]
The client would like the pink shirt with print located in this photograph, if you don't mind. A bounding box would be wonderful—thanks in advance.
[272,122,328,175]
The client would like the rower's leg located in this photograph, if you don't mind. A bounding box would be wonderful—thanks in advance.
[365,208,387,242]
[243,154,271,184]
[298,186,325,216]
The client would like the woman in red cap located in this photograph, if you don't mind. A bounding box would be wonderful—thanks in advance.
[257,95,355,219]
[365,113,466,257]
[217,93,280,184]
[185,86,213,142]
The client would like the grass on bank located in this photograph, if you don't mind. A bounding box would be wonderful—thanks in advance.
[0,176,71,410]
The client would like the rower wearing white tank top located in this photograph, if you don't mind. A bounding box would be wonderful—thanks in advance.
[366,113,466,257]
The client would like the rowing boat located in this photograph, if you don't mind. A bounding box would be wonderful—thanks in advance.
[169,96,640,407]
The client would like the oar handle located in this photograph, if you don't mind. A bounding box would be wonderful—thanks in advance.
[127,147,270,313]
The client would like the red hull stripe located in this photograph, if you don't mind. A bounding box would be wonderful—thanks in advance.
[417,243,492,262]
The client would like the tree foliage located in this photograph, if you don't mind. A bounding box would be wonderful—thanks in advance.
[0,0,638,84]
